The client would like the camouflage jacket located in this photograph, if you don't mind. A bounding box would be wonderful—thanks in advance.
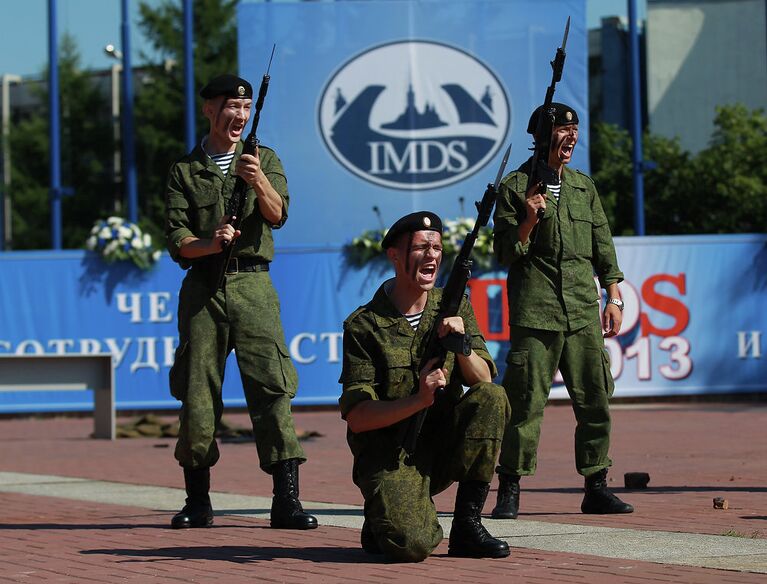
[164,141,289,269]
[493,159,624,332]
[338,281,497,478]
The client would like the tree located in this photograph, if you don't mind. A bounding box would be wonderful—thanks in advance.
[692,105,767,233]
[10,35,112,249]
[590,105,765,236]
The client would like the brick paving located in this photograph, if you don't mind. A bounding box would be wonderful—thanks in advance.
[0,402,766,582]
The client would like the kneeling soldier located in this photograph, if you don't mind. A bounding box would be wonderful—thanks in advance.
[339,212,511,562]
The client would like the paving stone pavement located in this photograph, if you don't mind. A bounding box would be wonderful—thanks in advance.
[0,402,765,583]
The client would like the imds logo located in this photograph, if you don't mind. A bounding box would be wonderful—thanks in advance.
[318,40,509,190]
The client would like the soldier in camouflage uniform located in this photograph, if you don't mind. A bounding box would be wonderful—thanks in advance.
[165,74,317,531]
[339,211,511,562]
[491,103,633,519]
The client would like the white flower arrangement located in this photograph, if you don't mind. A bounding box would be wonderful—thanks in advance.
[344,217,496,272]
[86,217,161,271]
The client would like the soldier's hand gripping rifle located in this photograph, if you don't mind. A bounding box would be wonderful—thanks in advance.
[399,144,511,455]
[217,45,276,289]
[529,17,570,223]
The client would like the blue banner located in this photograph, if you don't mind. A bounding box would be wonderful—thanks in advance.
[237,0,589,247]
[0,235,765,413]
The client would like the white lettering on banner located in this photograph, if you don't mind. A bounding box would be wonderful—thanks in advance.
[289,332,344,364]
[149,292,173,323]
[0,337,181,371]
[79,339,102,353]
[604,338,624,379]
[737,331,762,359]
[15,340,44,354]
[320,332,343,363]
[625,337,652,380]
[132,338,160,372]
[117,292,142,323]
[290,333,317,364]
[104,338,132,368]
[368,140,470,175]
[658,336,693,380]
[163,336,178,366]
[48,339,75,354]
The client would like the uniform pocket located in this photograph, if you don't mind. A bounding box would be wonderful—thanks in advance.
[384,353,416,400]
[568,203,594,259]
[246,339,298,397]
[277,342,299,397]
[169,341,190,401]
[189,189,221,235]
[602,348,615,398]
[502,350,529,399]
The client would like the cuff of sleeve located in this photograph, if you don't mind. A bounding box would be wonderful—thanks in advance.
[167,229,195,262]
[272,195,289,229]
[472,347,498,378]
[599,274,625,289]
[338,385,377,419]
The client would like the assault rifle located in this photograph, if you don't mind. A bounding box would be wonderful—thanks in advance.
[217,45,276,289]
[529,17,570,222]
[399,144,511,455]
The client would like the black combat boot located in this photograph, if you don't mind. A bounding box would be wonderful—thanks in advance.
[360,519,382,554]
[448,481,510,558]
[270,459,319,530]
[491,473,521,519]
[581,469,634,514]
[171,467,214,529]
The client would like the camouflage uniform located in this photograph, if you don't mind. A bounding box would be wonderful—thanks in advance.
[165,141,305,471]
[493,159,623,477]
[339,283,510,562]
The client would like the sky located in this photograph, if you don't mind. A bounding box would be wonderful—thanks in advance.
[0,0,645,79]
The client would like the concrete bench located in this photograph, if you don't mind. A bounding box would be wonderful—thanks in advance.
[0,354,115,439]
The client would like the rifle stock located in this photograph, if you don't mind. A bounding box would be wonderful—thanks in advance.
[399,144,511,454]
[216,45,276,289]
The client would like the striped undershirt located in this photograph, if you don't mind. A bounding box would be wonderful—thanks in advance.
[201,137,235,175]
[547,182,561,202]
[404,311,424,330]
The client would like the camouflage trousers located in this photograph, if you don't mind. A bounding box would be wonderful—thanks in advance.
[170,269,305,470]
[498,320,615,478]
[357,382,510,562]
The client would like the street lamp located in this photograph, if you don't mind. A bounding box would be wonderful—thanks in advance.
[1,74,21,251]
[105,44,122,214]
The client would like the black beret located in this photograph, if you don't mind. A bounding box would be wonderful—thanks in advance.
[527,102,579,134]
[381,211,443,249]
[199,74,253,100]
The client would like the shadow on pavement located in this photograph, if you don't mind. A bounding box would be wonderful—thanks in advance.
[0,523,166,530]
[219,508,363,517]
[523,486,767,494]
[81,545,380,564]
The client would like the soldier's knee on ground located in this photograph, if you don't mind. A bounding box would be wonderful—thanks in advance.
[378,530,437,563]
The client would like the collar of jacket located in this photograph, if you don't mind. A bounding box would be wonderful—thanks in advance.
[369,279,442,335]
[517,157,591,190]
[186,139,244,177]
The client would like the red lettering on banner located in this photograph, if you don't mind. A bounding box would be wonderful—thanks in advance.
[640,273,689,337]
[467,278,509,341]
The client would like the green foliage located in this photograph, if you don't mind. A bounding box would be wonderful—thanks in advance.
[6,1,238,250]
[591,105,766,236]
[9,34,114,250]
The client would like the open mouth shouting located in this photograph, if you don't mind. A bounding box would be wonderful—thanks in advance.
[416,259,440,287]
